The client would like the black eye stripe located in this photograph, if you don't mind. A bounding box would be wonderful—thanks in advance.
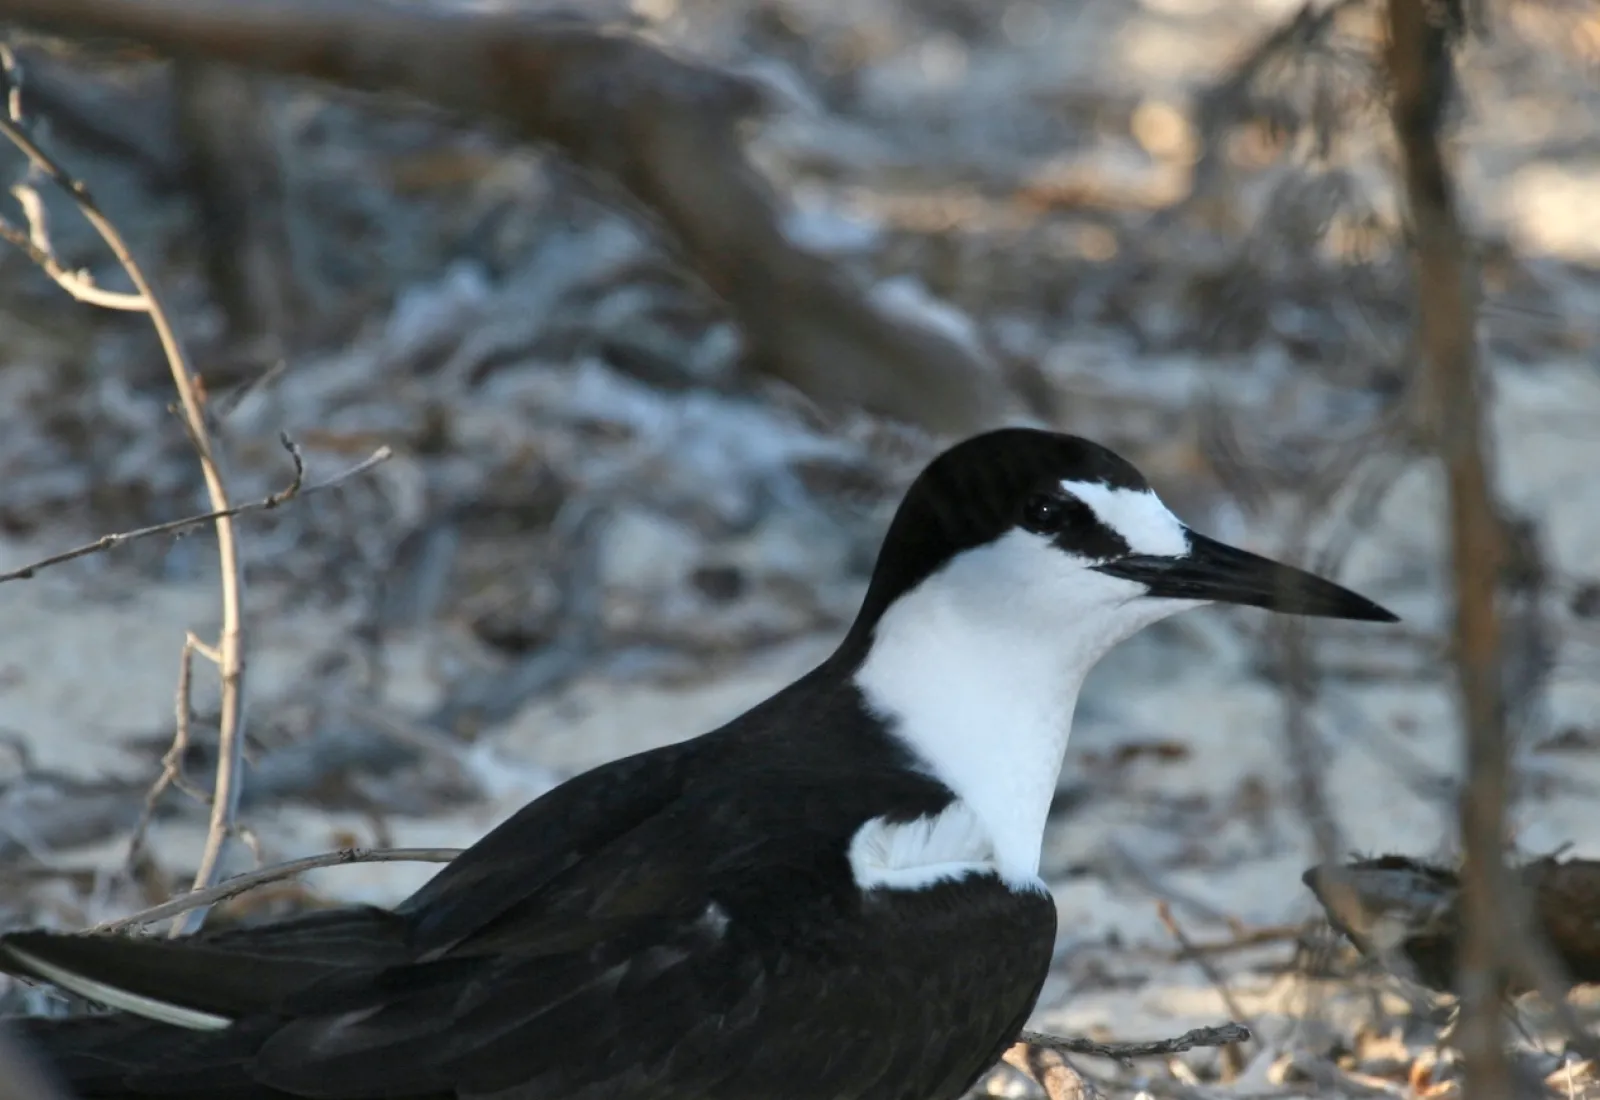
[1058,520,1132,562]
[1025,489,1101,520]
[1020,492,1133,559]
[1020,493,1084,534]
[1061,498,1094,522]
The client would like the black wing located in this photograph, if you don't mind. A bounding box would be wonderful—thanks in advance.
[397,737,703,953]
[243,763,1053,1100]
[5,723,1056,1100]
[2,739,705,1097]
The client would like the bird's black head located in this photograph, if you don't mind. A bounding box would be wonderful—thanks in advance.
[845,427,1396,645]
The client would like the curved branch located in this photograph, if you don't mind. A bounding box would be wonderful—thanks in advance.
[0,95,248,936]
[1017,1022,1251,1065]
[93,846,463,932]
[0,0,1006,432]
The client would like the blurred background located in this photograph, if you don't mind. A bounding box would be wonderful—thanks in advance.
[0,0,1599,1094]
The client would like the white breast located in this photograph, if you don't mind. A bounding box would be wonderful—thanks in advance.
[848,799,1044,892]
[852,527,1190,891]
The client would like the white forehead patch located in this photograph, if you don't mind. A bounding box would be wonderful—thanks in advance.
[1060,480,1189,557]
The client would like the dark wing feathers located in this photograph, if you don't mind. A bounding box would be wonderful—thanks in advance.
[1,740,709,1098]
[9,1014,296,1100]
[0,906,410,1021]
[400,741,700,954]
[198,905,414,962]
[251,818,743,1096]
[0,709,1057,1100]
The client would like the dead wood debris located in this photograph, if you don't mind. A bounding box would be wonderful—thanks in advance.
[0,0,1008,434]
[1017,1022,1251,1067]
[1304,854,1600,995]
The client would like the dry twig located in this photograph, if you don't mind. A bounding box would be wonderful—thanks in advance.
[1002,1023,1249,1100]
[0,437,392,583]
[1157,900,1255,1078]
[1003,1042,1099,1100]
[1017,1023,1252,1066]
[0,46,145,313]
[0,185,146,310]
[0,55,250,936]
[92,846,462,932]
[121,631,213,875]
[0,0,1006,433]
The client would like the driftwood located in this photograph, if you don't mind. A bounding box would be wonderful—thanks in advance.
[998,1024,1251,1100]
[0,0,1007,433]
[1304,855,1600,994]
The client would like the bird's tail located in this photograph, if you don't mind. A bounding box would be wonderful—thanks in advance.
[0,908,412,1098]
[7,1012,291,1099]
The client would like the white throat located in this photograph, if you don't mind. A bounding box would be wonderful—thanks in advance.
[852,529,1188,885]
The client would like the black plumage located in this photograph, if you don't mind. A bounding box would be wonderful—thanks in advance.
[844,430,1147,635]
[1,428,1394,1099]
[7,672,1056,1100]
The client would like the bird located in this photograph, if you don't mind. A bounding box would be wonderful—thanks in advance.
[1,427,1397,1100]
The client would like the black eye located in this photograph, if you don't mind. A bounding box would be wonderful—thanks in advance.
[1021,493,1072,534]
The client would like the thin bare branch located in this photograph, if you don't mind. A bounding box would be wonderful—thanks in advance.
[1017,1023,1252,1066]
[1,42,144,313]
[0,39,19,121]
[93,847,463,933]
[1003,1043,1101,1100]
[1156,900,1255,1078]
[0,439,392,583]
[121,631,209,877]
[0,201,148,310]
[0,62,248,936]
[1386,2,1513,1096]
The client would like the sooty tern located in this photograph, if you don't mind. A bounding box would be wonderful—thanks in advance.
[0,428,1395,1100]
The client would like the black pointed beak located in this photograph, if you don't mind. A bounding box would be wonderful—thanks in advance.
[1092,531,1399,622]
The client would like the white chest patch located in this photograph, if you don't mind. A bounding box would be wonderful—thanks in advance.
[851,522,1195,897]
[847,800,1045,893]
